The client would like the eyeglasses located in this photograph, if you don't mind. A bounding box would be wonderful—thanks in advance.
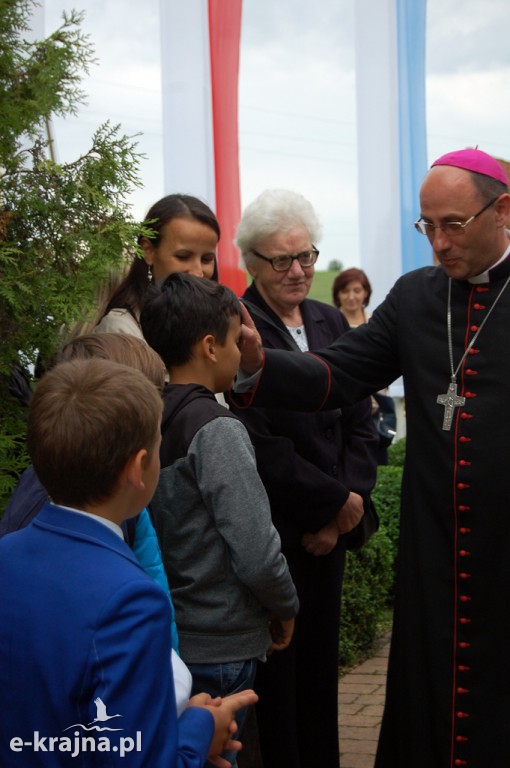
[414,196,500,238]
[251,247,319,272]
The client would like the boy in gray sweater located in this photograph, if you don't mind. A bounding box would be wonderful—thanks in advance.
[141,273,298,766]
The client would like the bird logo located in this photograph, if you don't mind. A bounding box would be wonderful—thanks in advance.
[88,698,122,726]
[63,697,123,732]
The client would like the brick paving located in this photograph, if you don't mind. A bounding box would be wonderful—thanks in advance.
[239,632,391,768]
[338,632,391,768]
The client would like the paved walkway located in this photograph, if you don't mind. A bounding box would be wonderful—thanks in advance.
[239,632,391,768]
[338,632,391,768]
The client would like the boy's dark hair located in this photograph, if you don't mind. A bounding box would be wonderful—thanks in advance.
[140,273,242,369]
[27,359,163,508]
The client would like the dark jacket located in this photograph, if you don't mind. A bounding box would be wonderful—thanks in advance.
[229,282,379,547]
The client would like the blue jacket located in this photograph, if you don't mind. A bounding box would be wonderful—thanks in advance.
[1,467,179,652]
[132,508,179,652]
[0,503,213,767]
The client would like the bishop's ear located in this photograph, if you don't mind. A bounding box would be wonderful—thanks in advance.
[495,193,510,225]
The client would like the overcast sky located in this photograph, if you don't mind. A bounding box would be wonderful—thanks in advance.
[43,0,510,271]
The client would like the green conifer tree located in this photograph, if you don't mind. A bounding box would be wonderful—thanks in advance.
[0,0,147,510]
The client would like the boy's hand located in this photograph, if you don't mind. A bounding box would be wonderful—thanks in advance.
[267,615,295,654]
[239,303,264,374]
[196,689,258,762]
[188,692,221,708]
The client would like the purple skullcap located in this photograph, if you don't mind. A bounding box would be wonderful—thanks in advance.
[431,148,508,186]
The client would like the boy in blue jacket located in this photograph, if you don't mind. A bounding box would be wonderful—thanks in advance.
[1,333,181,651]
[0,357,256,767]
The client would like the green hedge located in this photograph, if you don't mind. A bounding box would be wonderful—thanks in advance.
[339,441,404,669]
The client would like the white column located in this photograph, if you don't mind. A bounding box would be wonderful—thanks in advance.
[159,0,215,207]
[354,0,401,311]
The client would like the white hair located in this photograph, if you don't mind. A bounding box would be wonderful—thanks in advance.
[234,189,322,268]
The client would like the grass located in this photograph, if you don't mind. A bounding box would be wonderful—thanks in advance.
[244,270,339,306]
[306,270,338,305]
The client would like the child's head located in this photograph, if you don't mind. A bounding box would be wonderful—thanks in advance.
[49,333,166,391]
[27,358,163,509]
[140,273,243,372]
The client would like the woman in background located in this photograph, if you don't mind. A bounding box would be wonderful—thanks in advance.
[332,266,372,327]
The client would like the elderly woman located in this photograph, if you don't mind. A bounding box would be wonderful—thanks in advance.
[230,189,379,768]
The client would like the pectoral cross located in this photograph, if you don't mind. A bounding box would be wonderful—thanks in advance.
[437,378,465,431]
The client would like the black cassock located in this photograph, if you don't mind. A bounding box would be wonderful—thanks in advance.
[239,259,510,768]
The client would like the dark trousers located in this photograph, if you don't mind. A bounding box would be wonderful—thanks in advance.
[255,541,346,768]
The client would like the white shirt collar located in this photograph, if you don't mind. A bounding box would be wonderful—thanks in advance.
[58,505,124,539]
[469,239,510,284]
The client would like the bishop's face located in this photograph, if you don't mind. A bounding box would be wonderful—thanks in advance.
[419,166,507,281]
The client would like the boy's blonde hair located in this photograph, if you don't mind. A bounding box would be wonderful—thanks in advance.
[50,333,166,391]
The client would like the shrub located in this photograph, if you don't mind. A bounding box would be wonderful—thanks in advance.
[339,527,393,668]
[371,464,402,572]
[339,441,404,669]
[388,436,406,467]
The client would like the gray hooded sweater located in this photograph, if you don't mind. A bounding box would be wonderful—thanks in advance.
[151,383,299,664]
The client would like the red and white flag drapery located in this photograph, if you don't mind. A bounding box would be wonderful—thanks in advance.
[159,0,246,294]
